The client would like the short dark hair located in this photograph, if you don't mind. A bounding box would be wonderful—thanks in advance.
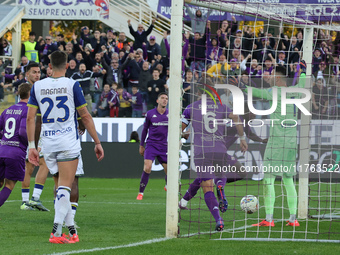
[50,51,67,70]
[58,33,64,38]
[18,83,31,100]
[29,31,36,36]
[158,92,168,98]
[25,62,40,73]
[275,65,287,76]
[153,68,160,73]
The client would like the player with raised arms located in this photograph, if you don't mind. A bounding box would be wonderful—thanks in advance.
[250,65,306,227]
[0,83,32,209]
[27,51,104,244]
[181,80,248,231]
[137,92,168,200]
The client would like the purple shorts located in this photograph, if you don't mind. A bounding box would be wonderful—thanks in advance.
[144,143,167,164]
[0,157,25,181]
[193,153,237,180]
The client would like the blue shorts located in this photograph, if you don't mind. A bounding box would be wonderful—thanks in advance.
[144,143,167,164]
[0,157,25,181]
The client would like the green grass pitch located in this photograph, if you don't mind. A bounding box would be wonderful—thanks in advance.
[0,178,339,255]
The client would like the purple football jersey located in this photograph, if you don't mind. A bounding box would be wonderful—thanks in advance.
[0,102,28,160]
[182,99,231,155]
[140,108,168,146]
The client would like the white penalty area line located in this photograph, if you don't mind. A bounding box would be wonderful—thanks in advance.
[212,238,340,243]
[48,237,169,255]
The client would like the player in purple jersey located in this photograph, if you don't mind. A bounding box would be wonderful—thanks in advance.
[180,108,267,213]
[181,83,248,231]
[0,83,31,208]
[137,92,168,200]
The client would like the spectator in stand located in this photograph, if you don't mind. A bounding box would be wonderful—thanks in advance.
[117,32,128,51]
[106,56,130,88]
[258,38,274,63]
[221,58,240,77]
[71,63,106,114]
[207,54,229,80]
[184,4,212,35]
[93,52,110,79]
[94,84,111,117]
[312,48,325,74]
[0,59,11,102]
[128,19,155,50]
[123,52,143,93]
[163,31,189,73]
[40,35,58,66]
[147,69,166,109]
[131,85,143,117]
[206,21,225,65]
[263,55,274,74]
[188,27,207,76]
[2,39,12,56]
[66,45,76,62]
[91,65,105,106]
[15,56,30,76]
[139,61,152,114]
[229,48,242,63]
[240,54,263,89]
[66,59,78,78]
[45,66,53,78]
[241,54,262,79]
[56,33,66,51]
[276,50,288,67]
[8,72,25,103]
[146,36,161,63]
[287,36,301,64]
[117,86,132,117]
[74,51,85,68]
[219,16,238,41]
[183,70,193,109]
[80,26,91,46]
[0,37,4,55]
[89,30,105,54]
[21,31,41,63]
[229,29,244,50]
[155,62,166,81]
[312,78,329,119]
[105,30,117,49]
[111,52,120,63]
[108,83,120,117]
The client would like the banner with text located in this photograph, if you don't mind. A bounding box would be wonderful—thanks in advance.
[147,0,340,22]
[18,0,109,20]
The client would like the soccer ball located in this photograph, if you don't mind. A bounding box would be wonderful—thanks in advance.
[240,195,258,214]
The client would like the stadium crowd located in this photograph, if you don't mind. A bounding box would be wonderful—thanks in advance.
[0,8,340,119]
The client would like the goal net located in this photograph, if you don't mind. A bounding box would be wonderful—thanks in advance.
[172,0,340,242]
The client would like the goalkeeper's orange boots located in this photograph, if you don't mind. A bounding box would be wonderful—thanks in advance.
[286,220,300,227]
[252,220,275,227]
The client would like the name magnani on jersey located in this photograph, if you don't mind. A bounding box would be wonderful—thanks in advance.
[41,87,67,95]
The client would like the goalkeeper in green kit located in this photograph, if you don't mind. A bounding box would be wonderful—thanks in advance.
[247,65,307,227]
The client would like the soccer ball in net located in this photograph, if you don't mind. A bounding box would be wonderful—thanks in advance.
[240,195,259,214]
